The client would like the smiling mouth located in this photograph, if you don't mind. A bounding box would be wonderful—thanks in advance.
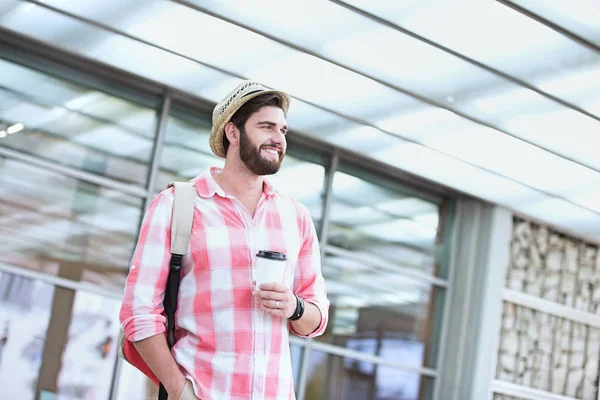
[262,147,281,158]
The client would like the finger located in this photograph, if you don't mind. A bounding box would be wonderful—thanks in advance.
[258,282,287,292]
[259,299,280,309]
[253,290,285,301]
[260,304,286,318]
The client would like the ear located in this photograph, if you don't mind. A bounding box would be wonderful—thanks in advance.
[224,122,240,147]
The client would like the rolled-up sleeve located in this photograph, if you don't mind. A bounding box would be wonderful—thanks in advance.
[291,205,329,338]
[119,189,174,342]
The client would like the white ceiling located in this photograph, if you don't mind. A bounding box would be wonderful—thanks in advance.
[1,0,599,242]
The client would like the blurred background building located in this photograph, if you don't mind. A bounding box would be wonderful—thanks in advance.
[0,1,599,399]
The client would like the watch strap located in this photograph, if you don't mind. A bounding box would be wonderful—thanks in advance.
[288,294,305,321]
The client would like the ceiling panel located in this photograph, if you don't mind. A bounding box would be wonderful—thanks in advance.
[509,0,600,46]
[342,0,600,112]
[28,0,424,120]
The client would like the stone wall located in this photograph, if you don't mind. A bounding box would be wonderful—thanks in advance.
[495,218,600,400]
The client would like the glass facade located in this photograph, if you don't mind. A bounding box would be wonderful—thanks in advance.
[0,58,159,186]
[304,350,435,400]
[0,41,453,400]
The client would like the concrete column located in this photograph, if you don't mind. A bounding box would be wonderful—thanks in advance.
[434,199,513,400]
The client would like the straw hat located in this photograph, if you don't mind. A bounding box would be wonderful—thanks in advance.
[209,80,291,158]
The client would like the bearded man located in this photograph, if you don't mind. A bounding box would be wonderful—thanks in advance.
[119,81,329,400]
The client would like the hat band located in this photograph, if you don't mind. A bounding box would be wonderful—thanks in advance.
[241,89,263,98]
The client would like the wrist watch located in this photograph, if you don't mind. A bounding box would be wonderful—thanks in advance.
[288,294,305,321]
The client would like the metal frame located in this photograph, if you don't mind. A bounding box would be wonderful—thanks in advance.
[289,336,438,377]
[144,92,172,207]
[490,380,580,400]
[318,149,339,250]
[325,245,449,288]
[430,200,459,400]
[0,263,124,300]
[0,146,148,199]
[503,288,600,329]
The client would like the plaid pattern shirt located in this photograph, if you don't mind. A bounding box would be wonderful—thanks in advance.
[120,167,329,400]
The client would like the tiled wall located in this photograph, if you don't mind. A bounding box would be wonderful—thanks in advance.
[495,218,600,400]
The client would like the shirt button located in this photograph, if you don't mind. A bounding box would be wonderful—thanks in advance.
[131,265,136,270]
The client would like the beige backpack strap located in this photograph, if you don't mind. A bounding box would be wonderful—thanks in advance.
[167,181,195,255]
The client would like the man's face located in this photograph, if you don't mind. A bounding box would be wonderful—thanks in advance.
[239,105,288,176]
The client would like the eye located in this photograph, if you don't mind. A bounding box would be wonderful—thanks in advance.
[281,129,288,136]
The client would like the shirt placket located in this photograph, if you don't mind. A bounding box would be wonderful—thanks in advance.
[230,195,269,398]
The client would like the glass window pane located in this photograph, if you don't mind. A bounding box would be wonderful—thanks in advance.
[305,350,434,400]
[268,147,327,232]
[0,157,142,289]
[155,106,223,191]
[318,256,446,370]
[0,272,122,400]
[0,271,54,400]
[0,57,157,186]
[328,164,443,267]
[319,164,448,369]
[291,343,303,392]
[54,290,122,399]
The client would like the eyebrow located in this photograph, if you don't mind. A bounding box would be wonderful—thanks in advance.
[257,120,288,132]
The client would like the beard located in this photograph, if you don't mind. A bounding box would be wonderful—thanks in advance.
[239,128,285,176]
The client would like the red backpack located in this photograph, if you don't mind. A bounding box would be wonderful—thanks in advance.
[117,181,195,398]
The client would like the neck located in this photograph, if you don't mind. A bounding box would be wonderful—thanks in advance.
[214,158,264,199]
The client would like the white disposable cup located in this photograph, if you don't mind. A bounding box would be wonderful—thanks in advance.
[255,250,288,287]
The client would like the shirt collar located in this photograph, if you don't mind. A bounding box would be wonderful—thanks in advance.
[195,167,277,199]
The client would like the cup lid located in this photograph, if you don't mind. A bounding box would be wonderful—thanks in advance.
[257,250,287,261]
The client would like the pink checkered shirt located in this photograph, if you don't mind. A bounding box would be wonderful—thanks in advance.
[120,167,329,400]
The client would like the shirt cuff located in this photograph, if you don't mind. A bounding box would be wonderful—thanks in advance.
[122,314,167,342]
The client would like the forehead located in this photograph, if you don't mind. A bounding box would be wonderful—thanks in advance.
[248,106,287,125]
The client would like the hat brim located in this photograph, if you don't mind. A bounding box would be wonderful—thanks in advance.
[209,90,291,158]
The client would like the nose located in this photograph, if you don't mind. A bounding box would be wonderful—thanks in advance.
[270,130,286,148]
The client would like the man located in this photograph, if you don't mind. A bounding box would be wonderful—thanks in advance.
[119,80,329,400]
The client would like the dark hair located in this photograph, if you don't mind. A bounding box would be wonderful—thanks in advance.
[223,93,285,154]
